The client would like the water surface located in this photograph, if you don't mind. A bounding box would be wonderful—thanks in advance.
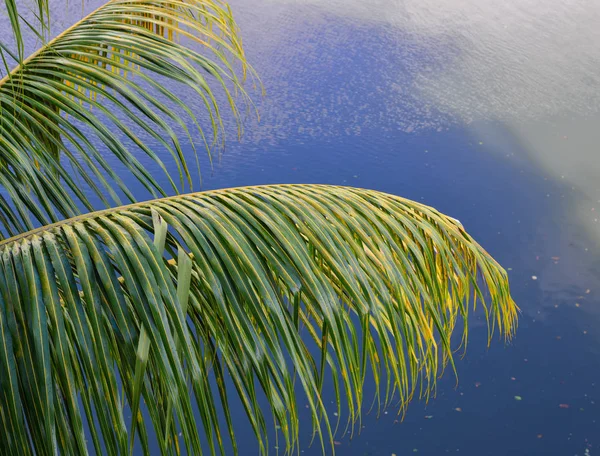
[208,1,600,453]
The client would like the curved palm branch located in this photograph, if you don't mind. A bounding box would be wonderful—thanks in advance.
[0,0,254,238]
[0,184,517,456]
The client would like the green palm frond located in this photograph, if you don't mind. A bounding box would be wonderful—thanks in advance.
[0,0,254,238]
[0,184,517,456]
[1,0,50,63]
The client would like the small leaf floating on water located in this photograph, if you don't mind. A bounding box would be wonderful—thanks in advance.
[514,396,522,401]
[559,404,570,409]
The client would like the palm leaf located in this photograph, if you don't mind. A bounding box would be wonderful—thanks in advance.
[0,184,517,455]
[1,0,50,64]
[0,0,254,239]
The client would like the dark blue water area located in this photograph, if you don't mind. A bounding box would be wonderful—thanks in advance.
[113,115,598,455]
[194,124,600,456]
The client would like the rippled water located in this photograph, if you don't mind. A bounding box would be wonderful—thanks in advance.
[4,0,600,454]
[205,1,600,453]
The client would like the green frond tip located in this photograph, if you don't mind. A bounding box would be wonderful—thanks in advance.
[0,0,258,238]
[0,184,518,455]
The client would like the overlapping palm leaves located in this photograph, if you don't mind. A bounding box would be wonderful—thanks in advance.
[0,185,517,455]
[0,0,253,238]
[0,1,518,455]
[2,0,49,63]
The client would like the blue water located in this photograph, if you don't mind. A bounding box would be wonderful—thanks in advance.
[199,115,600,456]
[172,4,599,454]
[5,0,600,454]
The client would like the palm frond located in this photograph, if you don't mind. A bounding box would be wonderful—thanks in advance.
[0,0,254,238]
[0,184,517,455]
[1,0,50,63]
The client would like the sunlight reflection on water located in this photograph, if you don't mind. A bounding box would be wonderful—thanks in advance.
[229,0,600,248]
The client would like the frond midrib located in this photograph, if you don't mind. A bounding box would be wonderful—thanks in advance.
[0,0,106,86]
[0,184,409,247]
